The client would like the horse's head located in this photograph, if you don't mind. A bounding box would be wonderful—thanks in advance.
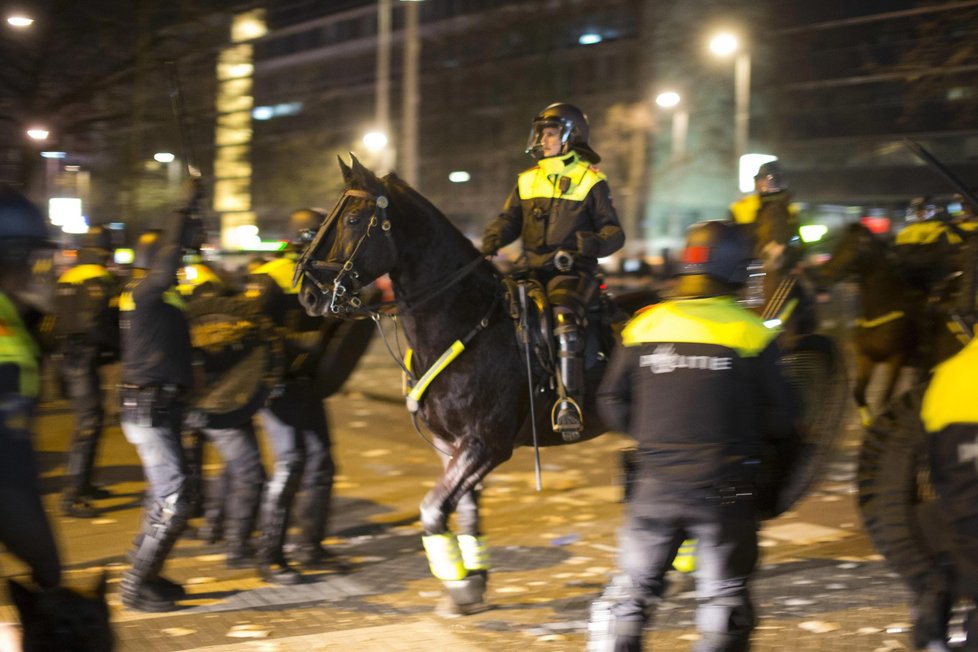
[295,154,396,317]
[816,222,881,285]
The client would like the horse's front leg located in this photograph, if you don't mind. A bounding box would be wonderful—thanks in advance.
[419,436,500,615]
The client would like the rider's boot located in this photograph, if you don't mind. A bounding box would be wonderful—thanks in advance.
[553,322,584,441]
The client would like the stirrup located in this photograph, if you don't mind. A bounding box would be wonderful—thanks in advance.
[551,397,583,441]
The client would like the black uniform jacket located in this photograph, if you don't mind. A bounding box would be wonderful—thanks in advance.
[598,296,799,502]
[481,152,624,270]
[119,218,193,389]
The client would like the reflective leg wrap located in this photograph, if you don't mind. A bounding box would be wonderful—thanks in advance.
[457,534,490,573]
[587,575,647,652]
[422,533,466,581]
[672,538,697,574]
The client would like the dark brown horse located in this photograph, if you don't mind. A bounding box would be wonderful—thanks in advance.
[814,223,961,425]
[294,155,651,613]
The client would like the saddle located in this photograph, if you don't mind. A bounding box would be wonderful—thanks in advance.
[501,275,622,392]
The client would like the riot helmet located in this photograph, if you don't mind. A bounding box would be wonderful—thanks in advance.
[673,220,753,298]
[754,160,787,195]
[0,188,57,313]
[132,229,163,269]
[0,188,55,248]
[288,208,325,248]
[525,103,601,163]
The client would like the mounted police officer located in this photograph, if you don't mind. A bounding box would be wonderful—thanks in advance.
[245,208,344,584]
[918,339,978,652]
[118,204,203,611]
[56,225,120,518]
[0,188,62,591]
[589,220,801,651]
[480,102,624,439]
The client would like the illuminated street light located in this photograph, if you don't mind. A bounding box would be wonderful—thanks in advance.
[448,170,471,183]
[655,92,687,163]
[154,152,176,163]
[6,15,34,28]
[655,91,681,108]
[709,30,751,179]
[363,130,388,152]
[26,127,49,141]
[709,32,738,57]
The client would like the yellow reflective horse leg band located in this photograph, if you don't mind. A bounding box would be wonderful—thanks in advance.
[457,534,490,572]
[422,533,467,581]
[672,538,697,574]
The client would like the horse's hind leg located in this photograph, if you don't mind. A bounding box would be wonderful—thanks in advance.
[420,438,498,615]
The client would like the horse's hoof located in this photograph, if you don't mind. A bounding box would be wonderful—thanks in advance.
[434,594,489,618]
[437,575,489,617]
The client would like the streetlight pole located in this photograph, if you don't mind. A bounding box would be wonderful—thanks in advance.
[734,51,751,166]
[709,32,751,184]
[401,1,421,187]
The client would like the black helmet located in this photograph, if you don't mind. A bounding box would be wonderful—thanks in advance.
[525,102,601,163]
[754,160,786,194]
[674,221,752,298]
[132,229,163,269]
[288,208,325,247]
[0,188,54,247]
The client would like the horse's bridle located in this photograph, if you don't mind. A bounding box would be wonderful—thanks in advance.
[294,187,393,315]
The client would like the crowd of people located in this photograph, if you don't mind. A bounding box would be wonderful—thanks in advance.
[0,100,976,652]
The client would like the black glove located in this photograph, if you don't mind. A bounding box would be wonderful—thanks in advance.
[576,231,601,257]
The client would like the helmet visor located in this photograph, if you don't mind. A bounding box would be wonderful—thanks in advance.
[525,118,571,159]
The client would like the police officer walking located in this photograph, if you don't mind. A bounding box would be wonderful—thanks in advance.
[0,188,63,591]
[245,209,344,585]
[56,225,119,518]
[589,221,800,651]
[918,338,978,652]
[118,207,202,611]
[480,102,624,439]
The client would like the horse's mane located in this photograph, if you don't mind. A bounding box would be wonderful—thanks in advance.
[381,172,482,255]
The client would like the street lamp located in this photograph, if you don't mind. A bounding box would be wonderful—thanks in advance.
[26,127,49,141]
[709,31,751,172]
[655,92,688,164]
[6,14,34,28]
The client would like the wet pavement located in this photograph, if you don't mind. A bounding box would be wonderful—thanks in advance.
[2,322,934,651]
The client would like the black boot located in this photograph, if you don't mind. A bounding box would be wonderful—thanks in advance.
[257,462,302,585]
[121,493,189,613]
[292,486,348,571]
[198,470,231,544]
[224,479,261,570]
[62,429,101,518]
[554,322,585,441]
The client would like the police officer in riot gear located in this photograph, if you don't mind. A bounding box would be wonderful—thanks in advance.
[57,225,120,517]
[918,342,978,652]
[0,188,63,591]
[480,102,624,439]
[245,208,344,585]
[590,221,800,651]
[176,257,266,570]
[118,210,202,611]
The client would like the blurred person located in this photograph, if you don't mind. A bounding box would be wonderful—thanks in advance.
[55,225,121,517]
[0,188,63,591]
[117,202,203,611]
[479,102,624,439]
[589,220,800,651]
[894,196,964,295]
[918,337,978,652]
[245,208,345,585]
[176,257,265,570]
